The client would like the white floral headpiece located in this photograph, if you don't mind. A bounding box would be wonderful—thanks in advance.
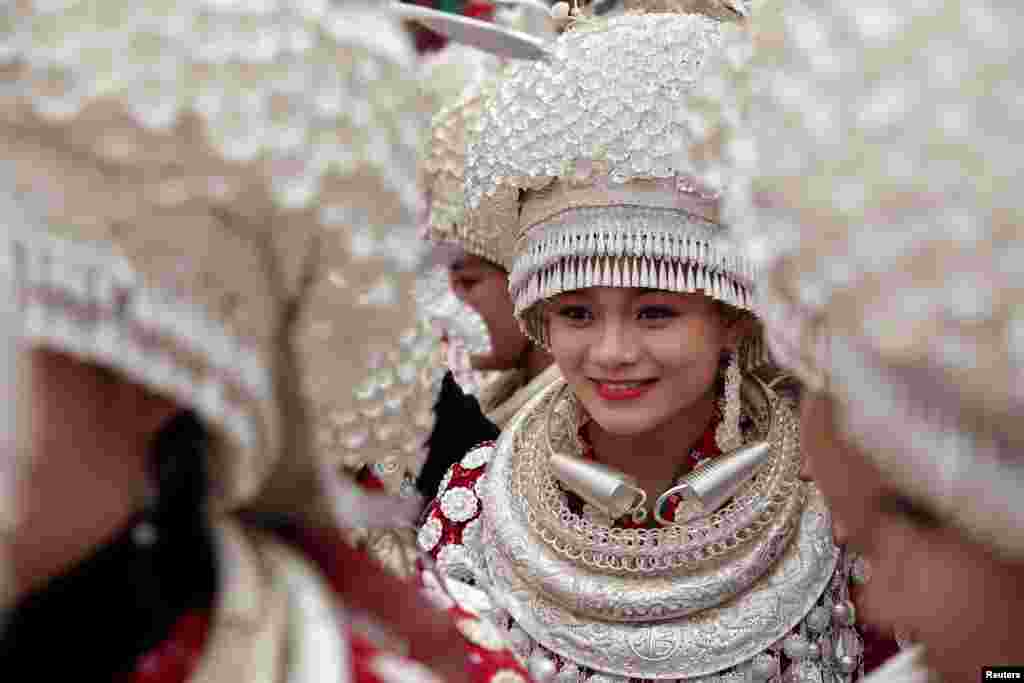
[463,11,757,345]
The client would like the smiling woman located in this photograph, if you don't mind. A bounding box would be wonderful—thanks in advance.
[544,287,736,504]
[417,2,896,681]
[548,288,730,433]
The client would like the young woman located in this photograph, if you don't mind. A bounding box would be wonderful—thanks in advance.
[726,2,1024,681]
[420,5,895,681]
[0,3,527,682]
[415,32,559,502]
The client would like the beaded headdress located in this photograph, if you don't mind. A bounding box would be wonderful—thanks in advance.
[0,1,439,514]
[722,0,1024,557]
[410,4,561,395]
[462,5,756,346]
[415,2,555,268]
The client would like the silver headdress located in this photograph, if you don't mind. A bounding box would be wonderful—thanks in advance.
[410,0,557,268]
[723,0,1024,558]
[410,3,560,395]
[0,0,439,515]
[462,8,756,345]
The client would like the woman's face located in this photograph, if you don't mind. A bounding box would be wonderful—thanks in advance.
[448,254,530,371]
[546,287,730,436]
[10,349,177,597]
[801,394,1024,682]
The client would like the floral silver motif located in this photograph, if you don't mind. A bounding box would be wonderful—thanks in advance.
[462,445,495,470]
[418,516,444,552]
[462,517,483,556]
[370,653,443,683]
[474,471,489,498]
[417,264,491,359]
[586,675,629,683]
[554,663,581,683]
[440,486,480,523]
[457,616,511,652]
[399,475,418,500]
[436,543,482,585]
[438,465,456,497]
[420,566,457,611]
[466,14,727,211]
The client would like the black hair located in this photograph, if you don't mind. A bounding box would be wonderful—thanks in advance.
[416,372,500,501]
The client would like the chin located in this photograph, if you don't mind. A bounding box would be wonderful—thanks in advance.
[582,397,673,437]
[592,416,663,436]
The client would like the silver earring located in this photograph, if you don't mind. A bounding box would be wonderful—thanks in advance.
[715,351,744,453]
[132,482,158,547]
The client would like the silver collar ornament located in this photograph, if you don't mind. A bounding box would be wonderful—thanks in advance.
[479,380,841,680]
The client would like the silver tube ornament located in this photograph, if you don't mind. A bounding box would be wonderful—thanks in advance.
[654,440,772,526]
[548,450,647,520]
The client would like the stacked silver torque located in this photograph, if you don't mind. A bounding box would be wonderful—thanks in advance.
[475,379,847,680]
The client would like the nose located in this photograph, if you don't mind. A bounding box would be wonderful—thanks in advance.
[799,456,814,481]
[831,518,850,545]
[589,317,639,367]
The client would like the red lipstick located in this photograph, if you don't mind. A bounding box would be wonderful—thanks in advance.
[593,380,655,401]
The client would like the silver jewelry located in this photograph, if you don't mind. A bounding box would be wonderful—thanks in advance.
[716,351,745,453]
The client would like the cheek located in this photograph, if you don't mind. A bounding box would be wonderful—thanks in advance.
[645,323,721,385]
[547,322,587,371]
[474,280,517,335]
[864,525,1024,669]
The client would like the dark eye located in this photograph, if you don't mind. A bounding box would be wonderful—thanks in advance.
[879,494,943,531]
[556,305,593,323]
[637,305,679,321]
[451,275,480,293]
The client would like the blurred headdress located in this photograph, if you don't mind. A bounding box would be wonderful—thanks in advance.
[414,0,555,268]
[0,0,440,516]
[719,0,1024,558]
